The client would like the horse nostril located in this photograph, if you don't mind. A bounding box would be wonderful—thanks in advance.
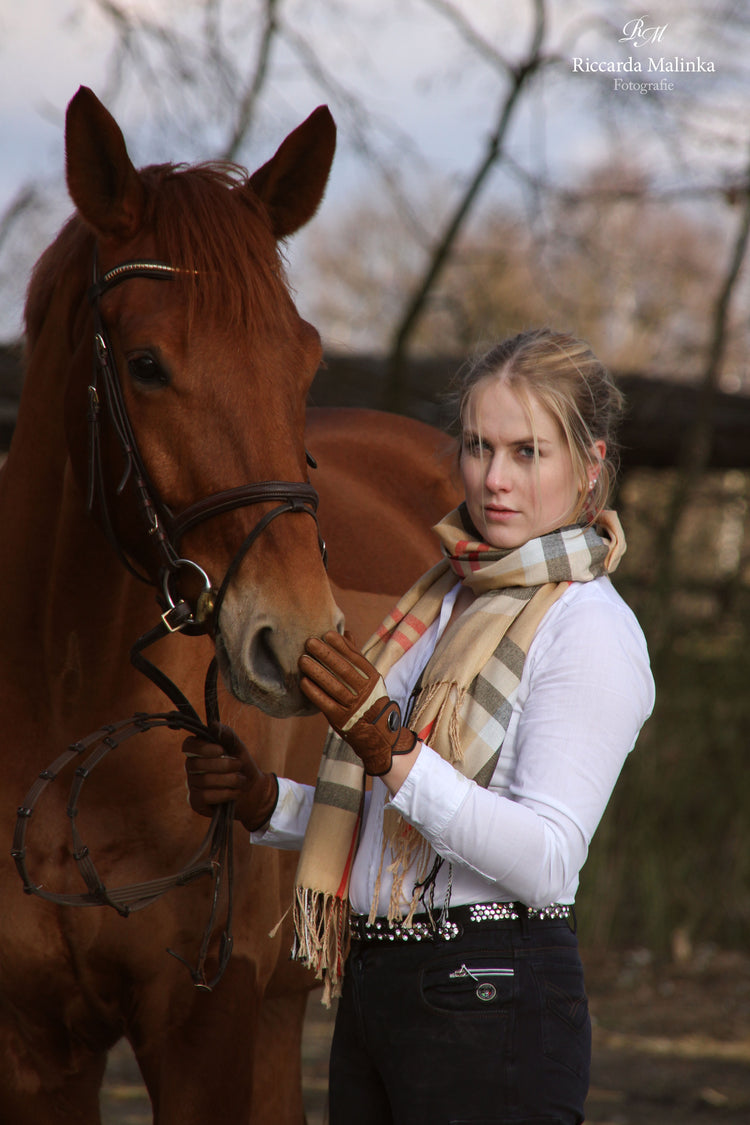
[250,626,284,687]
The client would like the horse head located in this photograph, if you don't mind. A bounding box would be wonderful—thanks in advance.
[32,86,343,717]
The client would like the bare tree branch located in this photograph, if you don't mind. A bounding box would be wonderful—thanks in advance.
[220,0,280,162]
[647,143,750,653]
[91,0,219,127]
[0,188,39,257]
[279,17,433,244]
[383,0,548,409]
[421,0,516,76]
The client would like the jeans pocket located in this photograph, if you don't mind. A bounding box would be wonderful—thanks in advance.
[532,958,591,1078]
[421,951,516,1014]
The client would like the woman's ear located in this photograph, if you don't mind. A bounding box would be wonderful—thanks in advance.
[587,440,607,489]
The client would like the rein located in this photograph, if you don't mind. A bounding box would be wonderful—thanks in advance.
[12,252,326,990]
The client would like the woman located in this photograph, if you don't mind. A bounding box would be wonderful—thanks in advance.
[184,328,655,1125]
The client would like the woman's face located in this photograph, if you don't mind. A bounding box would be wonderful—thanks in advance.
[460,377,596,550]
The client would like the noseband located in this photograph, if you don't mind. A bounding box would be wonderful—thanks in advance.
[12,250,328,991]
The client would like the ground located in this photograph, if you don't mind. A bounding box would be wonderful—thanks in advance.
[582,945,750,1124]
[101,945,750,1124]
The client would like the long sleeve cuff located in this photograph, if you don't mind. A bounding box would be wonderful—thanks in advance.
[249,777,313,850]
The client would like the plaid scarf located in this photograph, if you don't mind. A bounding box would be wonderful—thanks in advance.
[292,504,625,1002]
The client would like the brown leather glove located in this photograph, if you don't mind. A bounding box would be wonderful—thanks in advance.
[299,631,418,776]
[182,721,279,832]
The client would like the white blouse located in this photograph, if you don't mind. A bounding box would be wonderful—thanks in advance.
[251,576,655,915]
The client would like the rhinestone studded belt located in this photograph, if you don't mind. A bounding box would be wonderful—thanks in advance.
[349,902,571,944]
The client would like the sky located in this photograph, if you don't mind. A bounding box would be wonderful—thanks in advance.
[0,0,538,336]
[0,0,744,340]
[0,0,736,200]
[0,1,559,201]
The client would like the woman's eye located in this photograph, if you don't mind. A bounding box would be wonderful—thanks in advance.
[128,353,169,388]
[518,444,536,460]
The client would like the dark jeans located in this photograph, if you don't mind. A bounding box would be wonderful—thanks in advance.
[329,917,590,1125]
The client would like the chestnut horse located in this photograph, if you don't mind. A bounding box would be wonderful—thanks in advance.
[0,87,459,1123]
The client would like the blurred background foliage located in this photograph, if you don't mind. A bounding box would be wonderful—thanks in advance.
[2,0,749,959]
[579,466,750,955]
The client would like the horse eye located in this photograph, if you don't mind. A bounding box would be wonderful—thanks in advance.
[127,353,169,388]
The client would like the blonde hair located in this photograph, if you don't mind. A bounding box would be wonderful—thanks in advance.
[454,328,624,522]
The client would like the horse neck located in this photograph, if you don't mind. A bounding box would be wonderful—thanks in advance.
[0,314,160,721]
[0,323,75,599]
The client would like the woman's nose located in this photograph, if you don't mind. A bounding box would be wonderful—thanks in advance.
[485,452,510,492]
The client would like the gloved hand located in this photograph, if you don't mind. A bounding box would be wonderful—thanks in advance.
[182,721,279,832]
[299,630,418,776]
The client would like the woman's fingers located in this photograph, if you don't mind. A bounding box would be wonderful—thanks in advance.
[303,637,363,685]
[298,652,355,705]
[299,673,347,725]
[182,735,225,760]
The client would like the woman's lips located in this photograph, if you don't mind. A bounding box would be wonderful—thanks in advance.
[485,505,518,520]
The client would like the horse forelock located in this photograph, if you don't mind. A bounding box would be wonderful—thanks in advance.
[140,161,299,335]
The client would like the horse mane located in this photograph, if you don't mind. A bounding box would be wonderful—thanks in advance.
[25,161,298,347]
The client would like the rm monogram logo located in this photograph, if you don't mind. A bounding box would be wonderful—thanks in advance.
[619,16,668,47]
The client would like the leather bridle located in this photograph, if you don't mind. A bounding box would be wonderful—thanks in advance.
[12,252,327,990]
[85,253,326,632]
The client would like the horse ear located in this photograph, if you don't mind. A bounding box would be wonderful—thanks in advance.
[65,86,146,240]
[247,106,336,239]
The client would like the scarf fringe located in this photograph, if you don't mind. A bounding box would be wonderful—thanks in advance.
[411,681,468,763]
[291,886,350,1007]
[366,819,436,927]
[379,816,435,925]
